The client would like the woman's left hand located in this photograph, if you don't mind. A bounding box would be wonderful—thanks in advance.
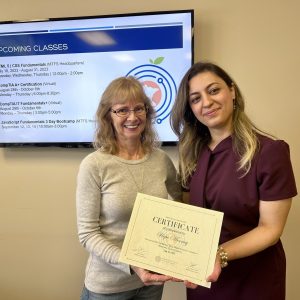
[206,256,222,282]
[131,266,172,286]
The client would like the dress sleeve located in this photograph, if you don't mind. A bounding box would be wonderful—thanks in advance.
[76,155,130,274]
[257,140,297,201]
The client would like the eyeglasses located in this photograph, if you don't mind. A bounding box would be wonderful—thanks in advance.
[110,106,148,117]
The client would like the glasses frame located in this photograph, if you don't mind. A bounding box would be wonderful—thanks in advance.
[110,105,148,118]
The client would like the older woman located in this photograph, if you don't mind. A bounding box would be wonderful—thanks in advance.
[76,76,182,300]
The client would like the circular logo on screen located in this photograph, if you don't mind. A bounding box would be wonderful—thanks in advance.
[126,64,177,124]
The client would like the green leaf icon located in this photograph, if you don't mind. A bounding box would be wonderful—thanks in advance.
[154,57,164,65]
[149,59,154,64]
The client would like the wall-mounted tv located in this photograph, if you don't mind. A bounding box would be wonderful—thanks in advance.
[0,10,194,147]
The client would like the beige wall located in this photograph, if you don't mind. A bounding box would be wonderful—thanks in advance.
[1,1,299,299]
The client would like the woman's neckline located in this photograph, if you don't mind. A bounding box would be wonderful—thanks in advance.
[113,152,150,164]
[207,135,232,153]
[116,142,145,160]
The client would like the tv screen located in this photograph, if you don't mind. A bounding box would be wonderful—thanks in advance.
[0,10,194,147]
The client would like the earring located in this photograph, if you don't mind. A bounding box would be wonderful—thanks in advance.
[233,99,236,110]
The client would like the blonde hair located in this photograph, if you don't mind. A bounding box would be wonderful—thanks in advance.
[170,62,272,188]
[94,76,159,153]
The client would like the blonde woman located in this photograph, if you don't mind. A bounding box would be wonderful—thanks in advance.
[76,76,182,300]
[170,62,297,300]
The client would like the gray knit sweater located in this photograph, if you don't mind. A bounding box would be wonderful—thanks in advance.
[76,148,182,294]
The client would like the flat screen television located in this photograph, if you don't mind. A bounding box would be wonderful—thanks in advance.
[0,10,194,147]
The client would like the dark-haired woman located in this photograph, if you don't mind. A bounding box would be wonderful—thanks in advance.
[170,62,297,300]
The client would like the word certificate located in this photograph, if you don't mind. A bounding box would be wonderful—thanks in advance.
[119,193,223,288]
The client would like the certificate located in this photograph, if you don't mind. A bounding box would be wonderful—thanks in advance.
[119,193,224,288]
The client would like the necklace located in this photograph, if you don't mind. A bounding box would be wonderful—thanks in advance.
[125,164,145,192]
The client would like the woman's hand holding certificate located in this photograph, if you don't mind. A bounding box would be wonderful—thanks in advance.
[120,193,224,288]
[131,266,172,285]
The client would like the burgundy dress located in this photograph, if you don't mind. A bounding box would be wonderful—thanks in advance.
[188,135,297,300]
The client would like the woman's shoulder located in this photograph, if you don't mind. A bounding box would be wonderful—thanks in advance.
[80,149,113,168]
[151,147,165,155]
[257,134,290,154]
[254,134,297,199]
[150,147,172,161]
[148,148,177,172]
[255,134,292,170]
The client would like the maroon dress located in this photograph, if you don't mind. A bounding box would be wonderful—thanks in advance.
[188,135,297,300]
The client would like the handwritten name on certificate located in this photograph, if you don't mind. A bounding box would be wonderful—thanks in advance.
[119,193,224,288]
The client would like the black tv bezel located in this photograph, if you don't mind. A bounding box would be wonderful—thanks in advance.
[0,9,194,148]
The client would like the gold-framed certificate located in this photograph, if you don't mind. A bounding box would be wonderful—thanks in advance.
[119,193,223,288]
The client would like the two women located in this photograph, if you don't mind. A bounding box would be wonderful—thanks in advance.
[77,61,297,300]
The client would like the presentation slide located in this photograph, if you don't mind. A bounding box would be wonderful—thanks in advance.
[0,12,193,145]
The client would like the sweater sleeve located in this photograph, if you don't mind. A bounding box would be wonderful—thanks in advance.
[76,154,131,274]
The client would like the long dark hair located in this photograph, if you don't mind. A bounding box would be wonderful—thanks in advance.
[170,61,268,187]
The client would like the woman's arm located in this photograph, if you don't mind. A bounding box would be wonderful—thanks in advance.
[208,198,292,282]
[76,156,128,273]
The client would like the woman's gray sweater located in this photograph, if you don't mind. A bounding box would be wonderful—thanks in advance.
[76,148,182,293]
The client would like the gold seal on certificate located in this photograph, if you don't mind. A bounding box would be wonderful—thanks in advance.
[119,193,223,288]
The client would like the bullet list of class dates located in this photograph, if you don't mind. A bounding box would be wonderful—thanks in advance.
[0,100,62,116]
[1,61,84,77]
[0,81,60,98]
[1,118,94,130]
